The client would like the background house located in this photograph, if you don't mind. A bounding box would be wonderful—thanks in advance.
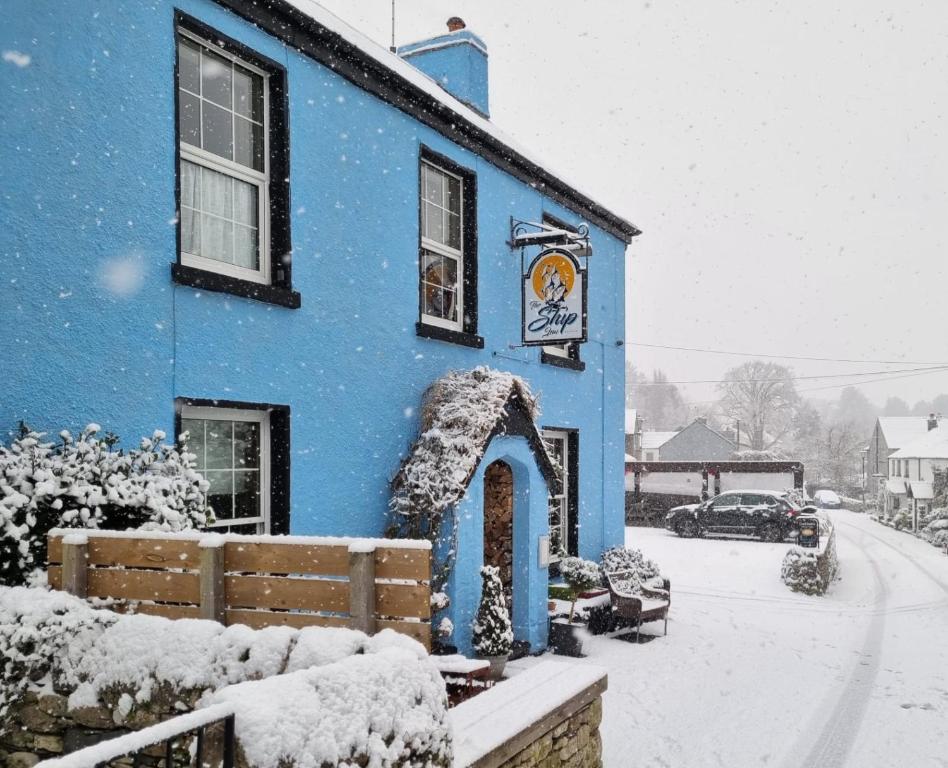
[1,0,638,655]
[640,430,679,462]
[883,423,948,521]
[867,415,939,496]
[657,418,736,462]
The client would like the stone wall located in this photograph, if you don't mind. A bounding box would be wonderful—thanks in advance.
[1,685,206,768]
[495,697,603,768]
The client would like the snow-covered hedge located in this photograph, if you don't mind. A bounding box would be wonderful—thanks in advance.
[920,507,948,547]
[599,546,664,595]
[0,424,210,586]
[780,527,839,596]
[0,586,452,767]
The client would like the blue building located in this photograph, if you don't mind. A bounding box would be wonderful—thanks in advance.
[1,0,639,654]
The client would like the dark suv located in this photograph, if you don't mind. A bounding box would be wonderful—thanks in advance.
[664,490,800,542]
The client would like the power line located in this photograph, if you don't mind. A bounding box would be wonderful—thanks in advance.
[629,341,948,367]
[798,366,948,393]
[630,365,948,386]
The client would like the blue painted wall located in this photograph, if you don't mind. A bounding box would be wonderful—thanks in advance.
[0,0,628,638]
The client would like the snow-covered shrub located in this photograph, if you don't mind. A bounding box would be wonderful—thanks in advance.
[920,507,948,547]
[472,566,512,657]
[731,449,785,461]
[891,507,911,530]
[0,586,117,721]
[599,546,663,596]
[0,423,210,586]
[210,647,452,768]
[559,556,601,622]
[780,530,839,596]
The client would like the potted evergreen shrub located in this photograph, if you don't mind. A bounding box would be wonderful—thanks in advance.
[550,556,600,657]
[472,566,513,680]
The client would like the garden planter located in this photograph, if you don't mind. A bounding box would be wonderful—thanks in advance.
[479,654,509,681]
[549,619,585,657]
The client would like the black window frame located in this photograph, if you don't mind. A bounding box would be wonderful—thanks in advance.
[171,12,299,309]
[174,397,291,535]
[415,145,482,349]
[538,212,585,371]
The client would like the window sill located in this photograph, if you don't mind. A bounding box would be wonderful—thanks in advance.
[415,322,484,349]
[540,350,586,371]
[172,264,301,309]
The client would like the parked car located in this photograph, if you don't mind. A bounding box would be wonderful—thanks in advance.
[812,489,841,509]
[664,490,801,542]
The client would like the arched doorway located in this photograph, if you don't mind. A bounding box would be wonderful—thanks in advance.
[483,460,514,614]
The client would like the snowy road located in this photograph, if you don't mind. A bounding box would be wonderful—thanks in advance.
[517,511,948,767]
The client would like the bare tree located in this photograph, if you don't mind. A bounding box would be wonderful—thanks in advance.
[627,363,689,431]
[717,361,801,450]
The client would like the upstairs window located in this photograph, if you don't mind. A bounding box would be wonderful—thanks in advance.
[178,32,268,283]
[420,160,464,329]
[416,147,482,348]
[173,15,297,308]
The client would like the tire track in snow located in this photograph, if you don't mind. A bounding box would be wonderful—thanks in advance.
[791,524,887,768]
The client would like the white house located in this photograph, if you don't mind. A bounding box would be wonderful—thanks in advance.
[884,424,948,523]
[640,431,679,462]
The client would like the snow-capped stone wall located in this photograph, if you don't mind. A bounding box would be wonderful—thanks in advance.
[0,587,451,767]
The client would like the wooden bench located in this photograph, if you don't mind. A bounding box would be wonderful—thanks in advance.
[601,570,671,642]
[431,655,492,705]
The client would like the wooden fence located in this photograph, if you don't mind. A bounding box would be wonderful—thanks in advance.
[48,529,432,649]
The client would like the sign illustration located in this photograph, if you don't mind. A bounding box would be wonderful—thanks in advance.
[522,247,587,345]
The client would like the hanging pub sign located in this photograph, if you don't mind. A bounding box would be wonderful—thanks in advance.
[522,247,587,346]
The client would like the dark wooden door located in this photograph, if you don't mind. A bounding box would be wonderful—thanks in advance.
[483,460,514,612]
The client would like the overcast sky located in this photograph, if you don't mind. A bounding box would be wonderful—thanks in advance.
[318,0,948,412]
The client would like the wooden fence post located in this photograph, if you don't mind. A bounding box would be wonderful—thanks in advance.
[61,537,88,598]
[200,541,226,624]
[348,547,376,635]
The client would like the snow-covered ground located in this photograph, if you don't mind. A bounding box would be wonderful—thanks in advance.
[510,510,948,767]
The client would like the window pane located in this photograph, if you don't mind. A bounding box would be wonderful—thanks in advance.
[446,210,461,251]
[421,252,457,321]
[178,38,200,94]
[178,91,201,147]
[233,421,260,468]
[233,179,258,226]
[234,225,259,270]
[206,470,234,518]
[205,421,233,468]
[180,160,201,209]
[181,208,200,256]
[423,164,443,204]
[446,174,461,215]
[233,65,263,121]
[202,166,233,219]
[201,48,232,108]
[234,117,264,171]
[234,471,260,520]
[181,419,204,467]
[424,201,444,243]
[201,214,234,264]
[201,101,233,161]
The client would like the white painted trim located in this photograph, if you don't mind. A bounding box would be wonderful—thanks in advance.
[420,160,465,331]
[180,405,271,533]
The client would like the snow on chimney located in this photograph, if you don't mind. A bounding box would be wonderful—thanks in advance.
[928,413,938,431]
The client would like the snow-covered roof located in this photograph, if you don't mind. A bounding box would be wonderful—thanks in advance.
[641,431,678,450]
[391,367,558,519]
[885,478,907,494]
[624,453,635,462]
[908,481,934,500]
[273,0,639,241]
[888,425,948,459]
[877,417,933,450]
